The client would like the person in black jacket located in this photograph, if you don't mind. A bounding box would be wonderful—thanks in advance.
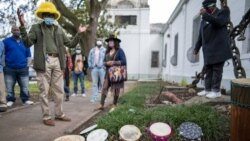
[194,0,232,98]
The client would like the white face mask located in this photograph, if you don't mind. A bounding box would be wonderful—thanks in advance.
[76,50,81,54]
[96,41,102,46]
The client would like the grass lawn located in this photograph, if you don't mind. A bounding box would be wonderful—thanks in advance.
[96,82,229,141]
[14,79,92,96]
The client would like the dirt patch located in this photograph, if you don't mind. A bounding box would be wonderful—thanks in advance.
[147,88,197,105]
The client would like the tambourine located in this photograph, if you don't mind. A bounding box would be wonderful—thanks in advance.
[119,125,142,141]
[178,122,203,140]
[86,129,108,141]
[54,135,85,141]
[147,122,172,141]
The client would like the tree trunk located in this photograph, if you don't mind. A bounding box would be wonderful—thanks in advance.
[52,0,108,55]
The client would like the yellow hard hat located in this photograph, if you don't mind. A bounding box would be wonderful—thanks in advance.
[35,2,61,20]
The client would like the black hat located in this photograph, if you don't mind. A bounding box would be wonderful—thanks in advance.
[105,34,121,43]
[202,0,217,7]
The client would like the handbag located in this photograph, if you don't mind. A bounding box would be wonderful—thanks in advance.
[108,52,127,82]
[108,65,127,82]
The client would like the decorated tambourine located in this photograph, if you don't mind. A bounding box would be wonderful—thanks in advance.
[147,122,172,141]
[54,135,85,141]
[119,125,142,141]
[178,122,203,140]
[86,129,108,141]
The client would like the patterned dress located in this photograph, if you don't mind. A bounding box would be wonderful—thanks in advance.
[103,51,124,95]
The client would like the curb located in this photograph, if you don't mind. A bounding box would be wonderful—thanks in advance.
[64,110,101,134]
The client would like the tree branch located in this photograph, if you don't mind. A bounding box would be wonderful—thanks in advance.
[52,0,80,26]
[58,17,77,35]
[77,0,84,9]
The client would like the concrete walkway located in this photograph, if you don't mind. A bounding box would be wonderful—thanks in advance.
[0,81,137,141]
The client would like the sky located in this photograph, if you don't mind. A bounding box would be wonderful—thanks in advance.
[37,0,179,24]
[148,0,180,23]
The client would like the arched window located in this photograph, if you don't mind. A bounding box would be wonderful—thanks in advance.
[117,0,134,8]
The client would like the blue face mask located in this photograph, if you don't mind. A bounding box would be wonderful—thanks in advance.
[44,17,55,26]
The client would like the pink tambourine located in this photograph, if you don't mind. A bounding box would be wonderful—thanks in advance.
[147,122,172,141]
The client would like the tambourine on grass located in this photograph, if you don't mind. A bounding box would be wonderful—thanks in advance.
[86,129,108,141]
[147,122,172,141]
[54,135,85,141]
[119,125,142,141]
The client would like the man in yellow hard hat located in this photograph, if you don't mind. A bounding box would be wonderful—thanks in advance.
[17,2,87,126]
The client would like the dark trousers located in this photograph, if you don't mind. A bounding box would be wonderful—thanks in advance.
[4,67,30,103]
[100,78,120,106]
[204,62,225,92]
[64,70,70,97]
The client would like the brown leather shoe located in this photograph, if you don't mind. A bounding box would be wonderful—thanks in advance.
[55,116,71,122]
[43,119,55,126]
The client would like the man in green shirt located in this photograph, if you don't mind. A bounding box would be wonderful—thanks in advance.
[17,2,87,126]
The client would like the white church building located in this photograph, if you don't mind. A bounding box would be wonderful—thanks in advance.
[107,0,163,80]
[107,0,250,90]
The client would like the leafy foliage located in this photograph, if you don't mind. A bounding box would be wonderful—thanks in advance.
[0,0,124,41]
[0,0,38,37]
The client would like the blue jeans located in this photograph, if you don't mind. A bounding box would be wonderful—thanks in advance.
[72,72,85,94]
[64,79,70,97]
[4,67,30,103]
[91,68,105,101]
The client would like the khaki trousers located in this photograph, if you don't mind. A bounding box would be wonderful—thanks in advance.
[0,73,6,104]
[37,56,65,120]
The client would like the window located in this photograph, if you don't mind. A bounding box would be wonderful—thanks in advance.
[243,1,250,54]
[171,34,178,66]
[151,51,159,68]
[187,15,200,63]
[115,15,137,25]
[117,0,134,8]
[162,44,167,67]
[242,25,250,54]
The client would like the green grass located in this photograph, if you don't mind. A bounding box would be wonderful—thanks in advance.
[96,82,229,141]
[14,79,92,96]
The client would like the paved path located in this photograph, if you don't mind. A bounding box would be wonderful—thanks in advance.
[0,81,137,141]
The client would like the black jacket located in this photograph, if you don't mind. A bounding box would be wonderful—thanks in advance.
[194,8,232,65]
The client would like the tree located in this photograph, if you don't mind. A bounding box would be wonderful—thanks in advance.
[51,0,110,55]
[0,0,125,55]
[0,0,38,38]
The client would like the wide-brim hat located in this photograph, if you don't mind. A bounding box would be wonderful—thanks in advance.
[202,0,217,7]
[105,34,121,43]
[35,2,61,20]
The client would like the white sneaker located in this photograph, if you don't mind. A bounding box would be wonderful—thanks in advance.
[72,93,77,96]
[24,100,34,105]
[82,93,86,97]
[206,92,222,99]
[197,90,210,96]
[7,101,14,107]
